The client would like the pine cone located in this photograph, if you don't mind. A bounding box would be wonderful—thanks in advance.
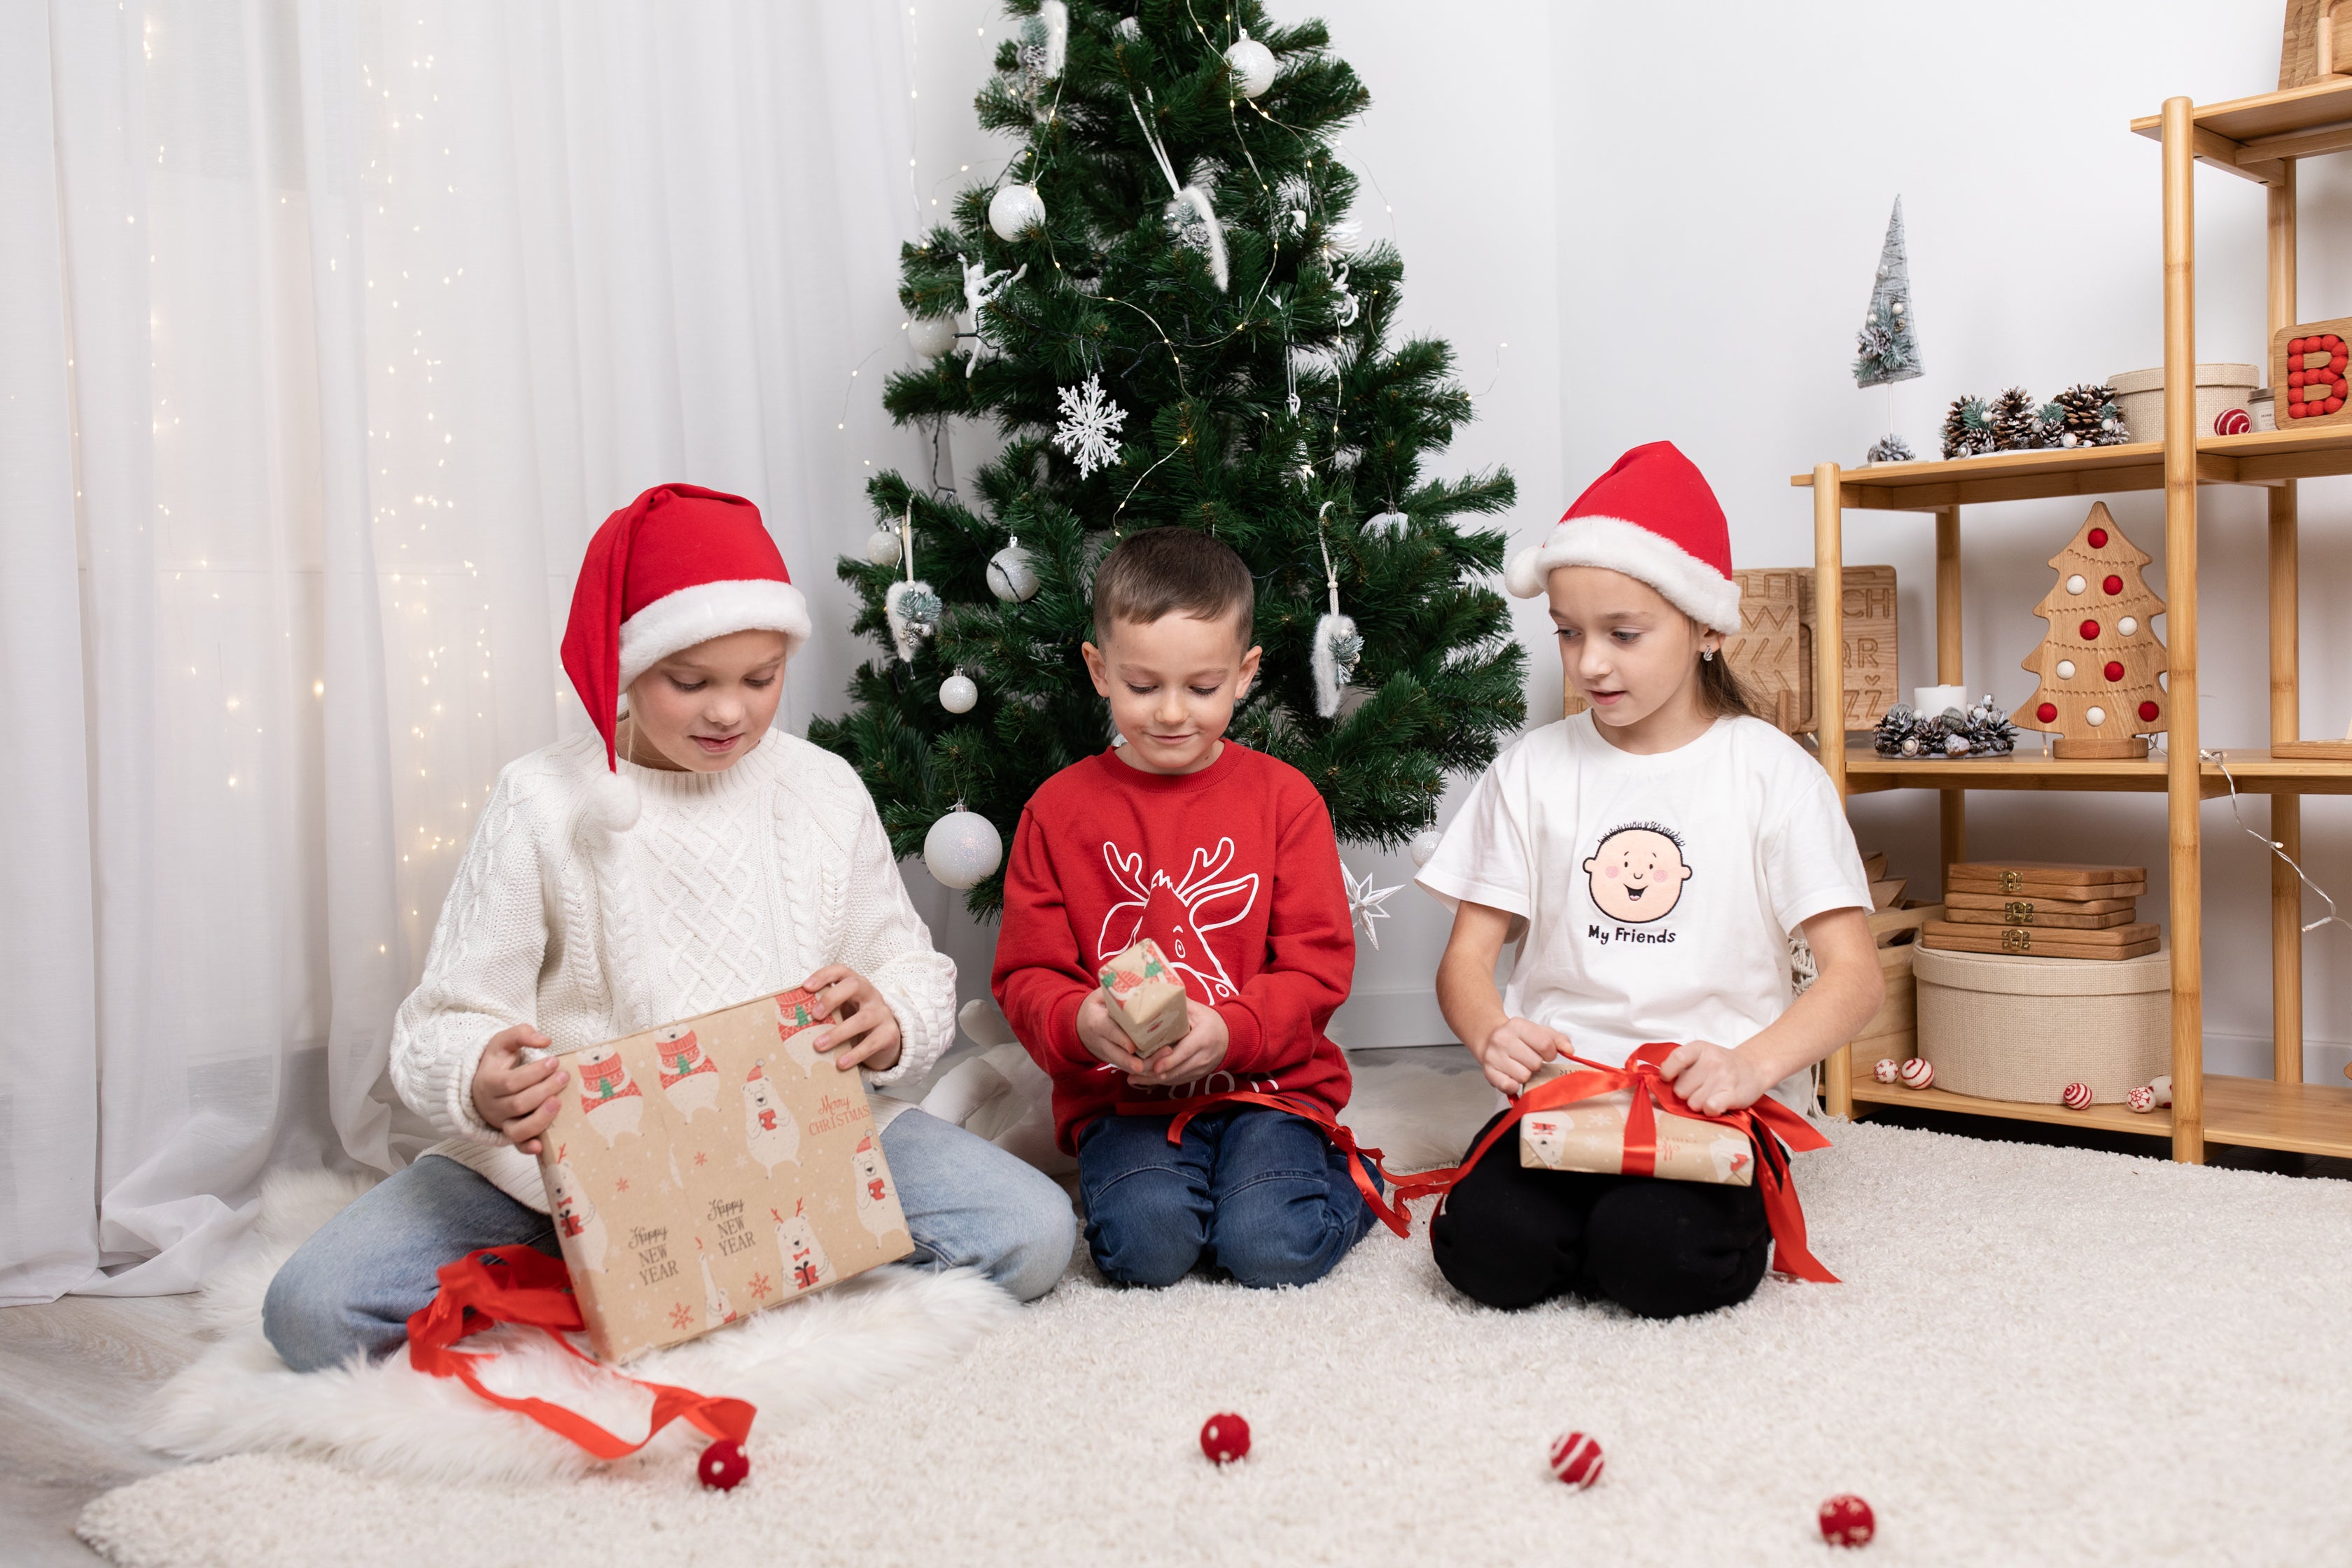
[1942,395,1994,458]
[1990,386,2043,450]
[2051,383,2130,448]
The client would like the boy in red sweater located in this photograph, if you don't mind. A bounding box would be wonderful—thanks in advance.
[992,528,1375,1288]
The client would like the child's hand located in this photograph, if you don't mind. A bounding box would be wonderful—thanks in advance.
[1075,988,1154,1076]
[1124,1001,1227,1091]
[1660,1038,1770,1116]
[798,965,904,1074]
[471,1025,566,1154]
[1471,1017,1570,1096]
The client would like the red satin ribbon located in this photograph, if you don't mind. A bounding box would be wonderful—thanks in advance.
[1113,1091,1418,1238]
[1388,1042,1837,1284]
[405,1247,757,1460]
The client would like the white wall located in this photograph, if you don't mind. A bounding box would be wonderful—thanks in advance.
[881,2,2350,1076]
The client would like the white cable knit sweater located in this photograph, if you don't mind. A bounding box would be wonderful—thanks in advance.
[391,729,956,1212]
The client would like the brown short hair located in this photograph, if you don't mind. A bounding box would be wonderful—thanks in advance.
[1091,528,1254,643]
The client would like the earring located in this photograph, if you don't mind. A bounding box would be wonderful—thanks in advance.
[1702,648,1717,663]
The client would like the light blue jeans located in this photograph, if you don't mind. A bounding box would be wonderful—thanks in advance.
[262,1107,1076,1372]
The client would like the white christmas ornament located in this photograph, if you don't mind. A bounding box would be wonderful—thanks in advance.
[924,806,1004,890]
[988,183,1046,241]
[1366,510,1410,536]
[2056,659,2076,680]
[906,316,958,359]
[940,672,979,713]
[958,253,1028,379]
[2086,706,2107,726]
[1342,862,1401,950]
[1225,29,1278,97]
[2066,574,2087,594]
[987,538,1042,602]
[1130,90,1228,291]
[886,579,941,664]
[865,528,904,567]
[1310,511,1362,718]
[2118,616,2138,636]
[1408,827,1443,867]
[1114,16,1142,41]
[1051,374,1129,478]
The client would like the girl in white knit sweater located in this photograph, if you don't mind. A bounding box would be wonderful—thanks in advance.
[264,485,1074,1371]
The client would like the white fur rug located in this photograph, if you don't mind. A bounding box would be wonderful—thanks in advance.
[79,1088,2352,1567]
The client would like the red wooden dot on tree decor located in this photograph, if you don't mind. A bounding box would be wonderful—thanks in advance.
[2139,699,2160,722]
[2102,574,2123,594]
[2036,702,2058,722]
[2079,619,2101,640]
[2293,336,2309,353]
[2104,661,2126,682]
[2087,526,2108,547]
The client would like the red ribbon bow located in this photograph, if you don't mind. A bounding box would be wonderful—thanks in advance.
[1390,1042,1837,1283]
[406,1247,757,1459]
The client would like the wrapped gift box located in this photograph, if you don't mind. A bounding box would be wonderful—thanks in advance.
[1098,937,1189,1056]
[536,988,913,1363]
[1516,1059,1756,1186]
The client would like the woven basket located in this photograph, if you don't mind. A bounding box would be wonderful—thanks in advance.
[1914,943,2169,1102]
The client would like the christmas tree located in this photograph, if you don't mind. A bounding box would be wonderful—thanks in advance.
[809,1,1526,915]
[1853,197,1920,389]
[2010,503,2169,758]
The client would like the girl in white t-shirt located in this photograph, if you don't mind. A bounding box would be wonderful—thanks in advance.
[1417,442,1882,1319]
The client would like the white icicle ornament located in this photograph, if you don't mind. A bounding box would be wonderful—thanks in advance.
[1309,509,1362,718]
[1130,90,1228,291]
[924,806,1004,890]
[885,579,941,665]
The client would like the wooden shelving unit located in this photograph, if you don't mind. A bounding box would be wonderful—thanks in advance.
[1793,88,2352,1163]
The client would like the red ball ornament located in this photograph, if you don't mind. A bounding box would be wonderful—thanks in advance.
[1819,1494,1876,1548]
[2062,1082,2094,1110]
[698,1439,750,1492]
[1549,1431,1605,1489]
[2087,526,2108,547]
[2036,702,2058,723]
[2139,699,2161,722]
[2078,618,2101,640]
[2104,661,2125,682]
[2102,575,2123,595]
[1200,1413,1252,1465]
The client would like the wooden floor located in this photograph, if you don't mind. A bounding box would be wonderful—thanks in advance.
[4,1055,2346,1566]
[0,1293,204,1566]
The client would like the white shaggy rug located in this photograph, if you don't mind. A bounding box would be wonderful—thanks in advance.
[78,1065,2352,1566]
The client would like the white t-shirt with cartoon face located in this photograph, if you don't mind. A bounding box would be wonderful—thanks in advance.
[1416,713,1872,1116]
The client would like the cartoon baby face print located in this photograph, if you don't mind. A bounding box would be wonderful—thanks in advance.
[1583,822,1692,925]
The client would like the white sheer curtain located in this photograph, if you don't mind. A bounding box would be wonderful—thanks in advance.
[2,0,932,1303]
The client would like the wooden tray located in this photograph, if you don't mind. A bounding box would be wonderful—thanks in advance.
[1945,889,2142,916]
[1922,920,2160,960]
[1947,862,2146,898]
[1942,904,2138,930]
[2271,739,2352,760]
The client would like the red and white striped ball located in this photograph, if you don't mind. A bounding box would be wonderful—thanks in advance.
[1896,1057,1934,1091]
[1548,1431,1604,1489]
[1872,1058,1900,1084]
[2214,407,2253,436]
[2062,1082,2094,1110]
[1819,1493,1876,1548]
[2126,1085,2157,1113]
[1199,1413,1251,1465]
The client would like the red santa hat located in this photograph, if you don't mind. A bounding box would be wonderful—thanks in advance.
[1504,441,1742,635]
[560,483,810,829]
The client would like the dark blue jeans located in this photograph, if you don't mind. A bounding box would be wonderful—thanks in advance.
[1075,1105,1378,1288]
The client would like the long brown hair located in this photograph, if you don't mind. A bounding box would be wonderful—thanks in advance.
[1696,645,1758,719]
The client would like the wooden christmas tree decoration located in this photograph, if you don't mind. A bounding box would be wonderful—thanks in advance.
[2010,502,2168,760]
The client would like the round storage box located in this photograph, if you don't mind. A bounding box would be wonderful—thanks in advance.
[1913,944,2169,1103]
[2107,364,2258,444]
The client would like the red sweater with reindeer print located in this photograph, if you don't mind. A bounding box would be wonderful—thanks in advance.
[993,742,1356,1152]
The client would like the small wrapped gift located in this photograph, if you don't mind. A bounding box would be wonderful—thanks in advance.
[1097,938,1189,1056]
[1517,1058,1756,1186]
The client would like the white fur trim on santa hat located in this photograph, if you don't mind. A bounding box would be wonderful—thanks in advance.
[1504,514,1742,635]
[617,578,812,692]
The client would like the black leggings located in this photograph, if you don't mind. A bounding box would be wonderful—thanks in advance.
[1430,1109,1771,1319]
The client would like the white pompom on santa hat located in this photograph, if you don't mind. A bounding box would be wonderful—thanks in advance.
[560,482,811,831]
[1504,440,1742,635]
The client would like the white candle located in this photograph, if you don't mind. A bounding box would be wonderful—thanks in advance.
[1914,685,1968,717]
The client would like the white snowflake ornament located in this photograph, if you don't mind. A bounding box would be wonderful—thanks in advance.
[1052,373,1128,479]
[1342,863,1401,950]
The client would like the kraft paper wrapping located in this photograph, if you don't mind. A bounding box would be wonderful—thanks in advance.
[1098,937,1189,1056]
[1516,1060,1756,1186]
[536,989,913,1363]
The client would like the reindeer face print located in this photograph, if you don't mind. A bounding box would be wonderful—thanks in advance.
[1583,822,1693,925]
[1097,837,1259,1002]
